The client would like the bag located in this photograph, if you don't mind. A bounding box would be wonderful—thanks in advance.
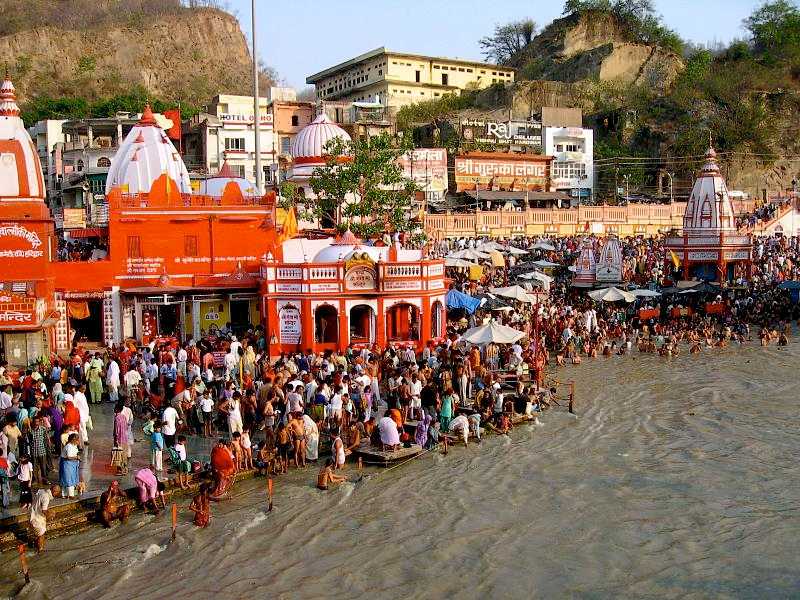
[110,447,127,470]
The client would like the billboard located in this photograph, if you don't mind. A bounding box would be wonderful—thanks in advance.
[397,148,448,193]
[460,119,542,148]
[454,153,550,192]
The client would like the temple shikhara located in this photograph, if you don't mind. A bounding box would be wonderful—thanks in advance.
[0,75,445,365]
[665,146,753,281]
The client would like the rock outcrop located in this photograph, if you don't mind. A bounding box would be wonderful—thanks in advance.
[1,8,265,106]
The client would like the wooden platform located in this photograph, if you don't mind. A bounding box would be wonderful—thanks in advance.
[355,443,423,466]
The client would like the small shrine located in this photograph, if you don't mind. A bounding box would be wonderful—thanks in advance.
[596,235,624,284]
[665,146,752,281]
[572,238,597,287]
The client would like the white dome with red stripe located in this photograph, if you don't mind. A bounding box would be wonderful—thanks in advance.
[289,113,350,180]
[0,75,45,201]
[682,146,736,235]
[105,104,191,195]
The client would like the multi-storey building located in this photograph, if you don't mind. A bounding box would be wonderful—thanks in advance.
[307,47,515,116]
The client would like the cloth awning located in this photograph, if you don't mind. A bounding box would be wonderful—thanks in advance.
[68,227,107,239]
[588,287,636,303]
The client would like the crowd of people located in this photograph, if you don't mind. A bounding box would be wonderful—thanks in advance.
[1,231,799,552]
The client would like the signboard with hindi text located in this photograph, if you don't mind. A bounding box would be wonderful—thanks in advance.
[397,149,448,192]
[454,153,550,192]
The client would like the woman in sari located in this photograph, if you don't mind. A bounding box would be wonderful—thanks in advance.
[51,383,65,407]
[45,404,64,453]
[209,440,236,500]
[63,400,80,431]
[415,412,431,448]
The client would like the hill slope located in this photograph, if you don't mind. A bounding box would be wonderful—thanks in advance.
[2,5,270,114]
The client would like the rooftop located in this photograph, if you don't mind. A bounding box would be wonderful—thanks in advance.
[306,46,515,83]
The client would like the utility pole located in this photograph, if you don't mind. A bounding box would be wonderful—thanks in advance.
[667,172,674,204]
[251,0,263,195]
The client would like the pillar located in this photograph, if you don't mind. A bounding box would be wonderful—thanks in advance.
[338,299,348,351]
[301,298,314,353]
[420,297,431,351]
[376,297,386,349]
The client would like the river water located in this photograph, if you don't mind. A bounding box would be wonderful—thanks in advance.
[2,342,799,599]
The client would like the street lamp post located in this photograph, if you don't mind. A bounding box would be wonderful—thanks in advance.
[251,0,262,195]
[666,171,674,204]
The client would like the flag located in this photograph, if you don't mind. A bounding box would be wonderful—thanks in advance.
[669,249,680,269]
[280,206,298,242]
[163,109,182,141]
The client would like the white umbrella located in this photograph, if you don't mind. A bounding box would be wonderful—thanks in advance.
[532,259,560,268]
[532,242,556,251]
[505,246,528,255]
[462,320,526,345]
[476,241,505,252]
[631,288,662,298]
[588,287,636,303]
[492,285,537,303]
[445,257,479,268]
[448,248,491,261]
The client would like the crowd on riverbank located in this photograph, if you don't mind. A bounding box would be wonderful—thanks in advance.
[1,232,798,550]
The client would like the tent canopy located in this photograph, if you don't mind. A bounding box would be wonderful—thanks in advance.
[492,285,537,303]
[631,288,662,298]
[448,248,490,261]
[445,257,479,268]
[445,289,482,314]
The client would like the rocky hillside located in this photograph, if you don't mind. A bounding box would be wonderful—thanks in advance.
[514,11,683,90]
[2,6,269,109]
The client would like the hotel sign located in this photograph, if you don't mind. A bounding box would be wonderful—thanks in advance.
[454,155,548,192]
[460,119,542,148]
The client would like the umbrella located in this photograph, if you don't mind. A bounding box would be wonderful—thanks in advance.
[532,242,556,251]
[588,287,636,303]
[478,294,511,311]
[492,285,537,303]
[531,259,560,268]
[445,257,479,268]
[476,241,505,252]
[462,320,526,345]
[518,271,553,282]
[505,246,528,255]
[631,288,662,298]
[488,250,506,267]
[448,248,490,261]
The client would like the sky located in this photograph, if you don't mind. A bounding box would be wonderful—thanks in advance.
[226,0,765,89]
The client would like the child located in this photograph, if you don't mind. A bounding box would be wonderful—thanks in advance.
[230,431,243,471]
[16,455,33,509]
[317,458,346,491]
[275,423,290,474]
[142,411,156,444]
[254,442,276,476]
[240,427,254,470]
[150,422,164,472]
[199,390,214,437]
[189,483,211,527]
[174,435,191,489]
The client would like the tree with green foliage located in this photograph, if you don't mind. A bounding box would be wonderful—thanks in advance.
[308,134,419,237]
[745,0,800,62]
[479,19,538,64]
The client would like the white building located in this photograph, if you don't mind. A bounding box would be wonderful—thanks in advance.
[182,90,304,186]
[544,126,594,203]
[27,119,66,199]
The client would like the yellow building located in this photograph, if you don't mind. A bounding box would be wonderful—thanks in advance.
[306,47,515,114]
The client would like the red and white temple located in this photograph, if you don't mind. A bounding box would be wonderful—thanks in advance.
[0,76,445,366]
[665,146,752,281]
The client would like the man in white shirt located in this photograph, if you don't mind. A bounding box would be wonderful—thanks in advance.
[124,366,142,398]
[287,384,303,414]
[176,345,188,378]
[162,405,178,447]
[106,358,120,404]
[0,385,11,414]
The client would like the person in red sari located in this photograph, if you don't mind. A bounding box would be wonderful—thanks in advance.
[209,440,236,500]
[189,482,211,527]
[63,400,81,430]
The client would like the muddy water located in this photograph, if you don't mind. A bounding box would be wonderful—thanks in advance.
[2,343,799,599]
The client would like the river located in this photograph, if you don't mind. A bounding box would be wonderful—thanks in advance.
[2,342,799,599]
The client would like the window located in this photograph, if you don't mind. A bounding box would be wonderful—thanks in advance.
[434,93,440,97]
[458,67,465,72]
[76,159,84,171]
[378,70,382,76]
[127,236,141,259]
[565,143,579,152]
[553,162,587,180]
[97,157,111,168]
[492,71,497,75]
[556,144,564,152]
[232,164,246,178]
[415,70,420,83]
[291,115,299,126]
[184,235,198,257]
[225,137,245,151]
[467,68,473,73]
[281,136,291,154]
[442,74,448,86]
[433,65,440,69]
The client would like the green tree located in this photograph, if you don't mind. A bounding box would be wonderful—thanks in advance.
[744,0,800,61]
[479,19,538,64]
[309,134,419,237]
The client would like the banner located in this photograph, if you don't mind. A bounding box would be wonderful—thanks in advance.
[454,153,549,192]
[397,148,448,192]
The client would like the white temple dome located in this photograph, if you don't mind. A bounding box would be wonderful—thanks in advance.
[198,160,256,197]
[105,104,191,195]
[0,75,45,201]
[290,113,351,162]
[313,244,356,263]
[682,146,736,235]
